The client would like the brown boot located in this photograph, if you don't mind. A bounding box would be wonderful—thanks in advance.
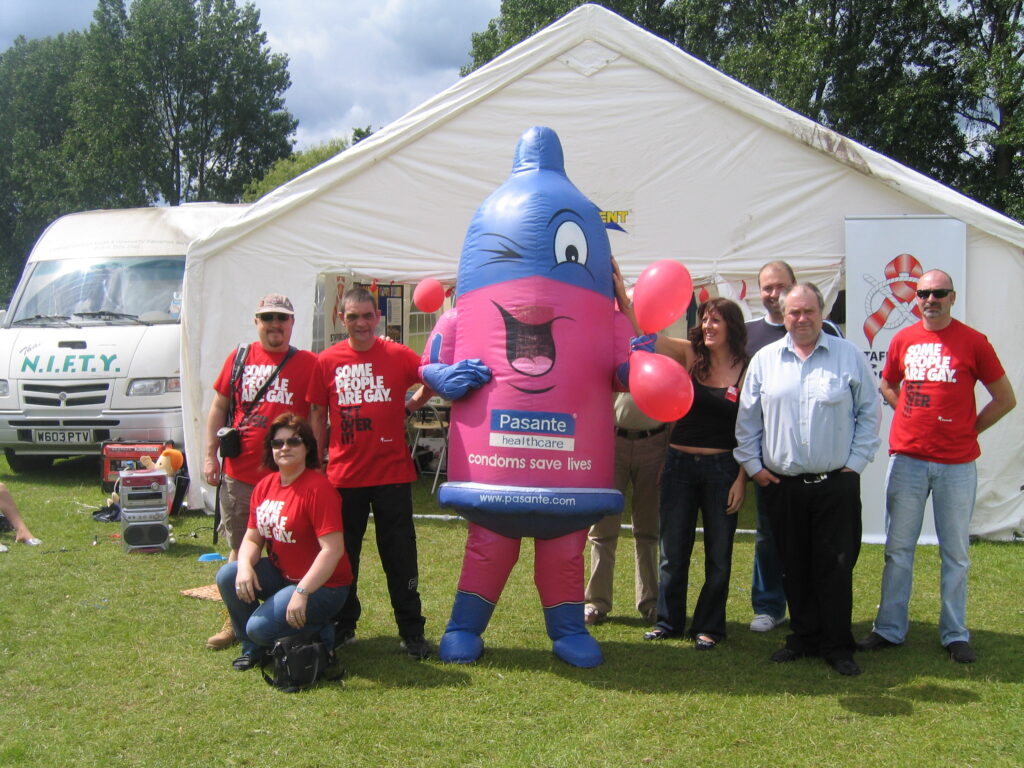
[206,612,237,650]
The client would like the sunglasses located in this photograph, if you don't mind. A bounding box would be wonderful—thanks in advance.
[916,289,952,299]
[270,436,304,449]
[258,313,291,322]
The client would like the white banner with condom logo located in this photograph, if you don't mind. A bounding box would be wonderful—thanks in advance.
[845,215,966,544]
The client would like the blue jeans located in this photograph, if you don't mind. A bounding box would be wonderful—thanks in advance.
[655,449,740,640]
[751,484,787,619]
[873,454,976,646]
[216,559,350,655]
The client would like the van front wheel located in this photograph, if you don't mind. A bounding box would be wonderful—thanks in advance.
[4,450,54,473]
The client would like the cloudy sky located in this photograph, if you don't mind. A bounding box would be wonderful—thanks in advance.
[1,0,502,149]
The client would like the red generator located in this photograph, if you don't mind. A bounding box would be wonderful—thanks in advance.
[118,468,170,553]
[101,441,164,492]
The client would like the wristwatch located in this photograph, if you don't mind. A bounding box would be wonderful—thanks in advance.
[295,585,308,595]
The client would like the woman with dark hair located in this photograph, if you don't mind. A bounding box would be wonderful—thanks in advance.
[216,412,352,671]
[641,297,749,648]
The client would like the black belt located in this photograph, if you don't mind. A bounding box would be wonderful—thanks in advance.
[778,469,843,484]
[615,424,667,440]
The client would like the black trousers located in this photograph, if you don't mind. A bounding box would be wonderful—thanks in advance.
[762,471,862,662]
[335,482,425,638]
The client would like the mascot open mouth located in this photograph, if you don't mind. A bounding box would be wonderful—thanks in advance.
[494,302,570,394]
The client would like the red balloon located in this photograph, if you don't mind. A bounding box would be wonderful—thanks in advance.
[632,260,693,333]
[628,350,694,422]
[413,278,446,313]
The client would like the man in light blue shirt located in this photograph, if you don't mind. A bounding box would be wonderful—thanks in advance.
[735,283,880,676]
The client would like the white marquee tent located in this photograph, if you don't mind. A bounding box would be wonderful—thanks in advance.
[182,4,1024,539]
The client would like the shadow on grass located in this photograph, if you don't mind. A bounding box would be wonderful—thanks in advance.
[337,636,472,689]
[838,680,983,718]
[435,621,1020,714]
[1,454,103,483]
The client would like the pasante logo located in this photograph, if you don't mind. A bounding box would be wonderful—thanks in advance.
[490,409,575,435]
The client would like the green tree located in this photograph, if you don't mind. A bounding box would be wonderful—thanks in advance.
[0,33,118,299]
[65,0,153,207]
[0,0,296,302]
[953,0,1024,219]
[467,1,1023,221]
[242,127,375,202]
[351,124,375,145]
[689,0,969,191]
[463,1,676,74]
[76,0,296,205]
[242,137,349,202]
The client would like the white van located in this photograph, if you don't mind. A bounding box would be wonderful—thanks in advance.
[0,204,246,472]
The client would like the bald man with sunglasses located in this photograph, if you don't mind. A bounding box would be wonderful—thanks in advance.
[858,270,1015,664]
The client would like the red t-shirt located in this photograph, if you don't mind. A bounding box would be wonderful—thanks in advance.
[213,344,318,485]
[247,469,353,588]
[883,319,1005,464]
[307,337,421,488]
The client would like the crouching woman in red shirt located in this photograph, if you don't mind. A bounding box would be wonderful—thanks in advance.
[216,412,353,671]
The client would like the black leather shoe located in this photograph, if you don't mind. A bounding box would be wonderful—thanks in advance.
[694,634,718,650]
[770,647,804,663]
[401,634,431,660]
[643,627,681,641]
[232,652,264,671]
[945,641,977,663]
[856,631,901,652]
[336,628,356,646]
[828,657,862,676]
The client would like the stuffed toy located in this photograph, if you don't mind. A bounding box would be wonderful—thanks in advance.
[139,444,183,478]
[421,127,633,668]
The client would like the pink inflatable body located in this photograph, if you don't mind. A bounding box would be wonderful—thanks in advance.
[445,281,631,527]
[421,127,632,667]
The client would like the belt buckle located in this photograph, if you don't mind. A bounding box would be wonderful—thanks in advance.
[803,472,828,484]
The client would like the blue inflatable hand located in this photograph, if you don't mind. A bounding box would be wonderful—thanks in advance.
[422,359,492,400]
[630,334,657,353]
[618,333,658,385]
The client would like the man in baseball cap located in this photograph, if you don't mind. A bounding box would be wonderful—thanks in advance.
[203,292,317,653]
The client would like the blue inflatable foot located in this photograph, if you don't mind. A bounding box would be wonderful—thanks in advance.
[439,630,484,663]
[543,603,603,668]
[439,591,495,664]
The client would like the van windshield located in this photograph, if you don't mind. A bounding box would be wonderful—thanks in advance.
[8,256,185,326]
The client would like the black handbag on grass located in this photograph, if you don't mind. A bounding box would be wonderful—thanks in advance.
[260,634,342,693]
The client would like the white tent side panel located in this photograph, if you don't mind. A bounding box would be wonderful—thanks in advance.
[182,4,1024,538]
[962,228,1024,539]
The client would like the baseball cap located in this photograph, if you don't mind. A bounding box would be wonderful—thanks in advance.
[254,293,295,316]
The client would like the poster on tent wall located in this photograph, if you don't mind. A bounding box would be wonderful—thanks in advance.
[846,215,967,544]
[324,274,348,347]
[322,276,398,346]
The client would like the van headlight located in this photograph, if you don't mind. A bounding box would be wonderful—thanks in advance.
[0,379,8,397]
[127,377,181,396]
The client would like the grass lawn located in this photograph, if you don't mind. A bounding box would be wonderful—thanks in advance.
[1,456,1022,767]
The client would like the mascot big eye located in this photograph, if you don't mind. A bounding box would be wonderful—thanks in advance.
[420,126,633,667]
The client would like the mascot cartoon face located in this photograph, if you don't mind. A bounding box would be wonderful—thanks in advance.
[455,126,614,397]
[442,126,628,504]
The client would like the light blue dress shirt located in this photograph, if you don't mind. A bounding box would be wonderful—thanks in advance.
[734,331,881,477]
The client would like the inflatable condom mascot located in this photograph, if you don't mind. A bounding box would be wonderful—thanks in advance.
[420,126,634,668]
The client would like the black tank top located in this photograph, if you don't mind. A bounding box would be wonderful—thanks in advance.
[669,378,740,450]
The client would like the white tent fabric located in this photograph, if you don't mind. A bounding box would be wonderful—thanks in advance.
[183,4,1024,539]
